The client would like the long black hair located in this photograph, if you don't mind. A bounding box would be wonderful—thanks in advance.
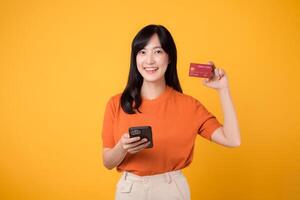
[120,24,182,114]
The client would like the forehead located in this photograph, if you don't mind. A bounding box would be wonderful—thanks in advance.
[144,34,162,49]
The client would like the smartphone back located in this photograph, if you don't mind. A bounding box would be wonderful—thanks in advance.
[129,126,153,148]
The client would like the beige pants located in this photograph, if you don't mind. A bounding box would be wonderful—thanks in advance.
[115,170,191,200]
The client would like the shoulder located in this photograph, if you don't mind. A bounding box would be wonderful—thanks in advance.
[110,93,122,103]
[105,92,122,110]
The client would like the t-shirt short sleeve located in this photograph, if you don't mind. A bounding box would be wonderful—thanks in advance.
[101,97,116,148]
[194,99,223,141]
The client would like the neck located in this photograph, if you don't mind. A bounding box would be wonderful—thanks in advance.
[141,79,167,100]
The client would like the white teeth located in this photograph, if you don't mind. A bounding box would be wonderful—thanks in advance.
[144,67,158,71]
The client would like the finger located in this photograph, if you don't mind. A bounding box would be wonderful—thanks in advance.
[219,68,225,76]
[126,136,141,144]
[203,77,210,82]
[218,69,224,79]
[217,68,222,79]
[129,141,151,153]
[130,141,150,151]
[219,68,226,78]
[208,61,215,66]
[129,138,148,148]
[122,136,142,150]
[123,133,130,139]
[214,68,218,73]
[213,68,219,79]
[124,138,147,150]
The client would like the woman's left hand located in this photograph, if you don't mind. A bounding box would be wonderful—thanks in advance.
[202,61,229,91]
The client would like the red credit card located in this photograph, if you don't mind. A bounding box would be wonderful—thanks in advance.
[189,63,215,78]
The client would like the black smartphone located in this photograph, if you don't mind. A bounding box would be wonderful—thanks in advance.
[129,126,153,148]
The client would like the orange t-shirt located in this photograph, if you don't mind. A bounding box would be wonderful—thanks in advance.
[102,86,222,176]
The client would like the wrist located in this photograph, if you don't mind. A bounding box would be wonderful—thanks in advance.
[218,87,230,93]
[116,141,127,155]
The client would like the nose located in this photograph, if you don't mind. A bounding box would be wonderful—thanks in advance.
[145,53,155,65]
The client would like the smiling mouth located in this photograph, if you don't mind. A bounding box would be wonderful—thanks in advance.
[143,67,159,72]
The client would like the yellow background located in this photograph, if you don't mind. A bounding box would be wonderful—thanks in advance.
[1,0,299,199]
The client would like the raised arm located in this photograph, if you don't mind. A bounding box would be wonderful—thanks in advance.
[202,62,241,147]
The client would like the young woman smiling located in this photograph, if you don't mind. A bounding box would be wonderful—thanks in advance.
[102,24,241,200]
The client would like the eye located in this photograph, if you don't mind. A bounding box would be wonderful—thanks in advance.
[155,49,163,54]
[138,50,146,55]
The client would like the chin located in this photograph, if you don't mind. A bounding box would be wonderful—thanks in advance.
[143,77,164,83]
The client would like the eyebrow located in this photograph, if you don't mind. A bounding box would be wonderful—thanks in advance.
[143,46,163,50]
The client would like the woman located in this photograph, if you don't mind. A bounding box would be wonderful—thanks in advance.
[102,24,241,200]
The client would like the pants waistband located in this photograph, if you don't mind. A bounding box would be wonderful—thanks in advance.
[122,170,182,184]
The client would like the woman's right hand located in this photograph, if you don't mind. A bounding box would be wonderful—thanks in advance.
[118,133,150,154]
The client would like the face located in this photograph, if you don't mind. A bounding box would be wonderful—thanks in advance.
[136,34,169,84]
